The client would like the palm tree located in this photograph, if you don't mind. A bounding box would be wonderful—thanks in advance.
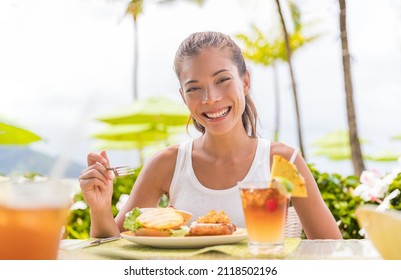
[237,11,317,144]
[338,0,365,176]
[126,0,144,100]
[274,0,305,159]
[239,1,313,159]
[125,0,206,101]
[236,26,279,140]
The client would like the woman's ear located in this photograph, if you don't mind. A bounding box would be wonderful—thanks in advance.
[243,70,251,96]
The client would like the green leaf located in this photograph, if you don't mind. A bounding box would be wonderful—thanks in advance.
[169,226,189,237]
[123,207,143,231]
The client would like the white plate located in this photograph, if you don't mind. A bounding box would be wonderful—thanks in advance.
[121,228,247,249]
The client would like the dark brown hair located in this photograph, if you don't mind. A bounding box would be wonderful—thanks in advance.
[174,31,258,137]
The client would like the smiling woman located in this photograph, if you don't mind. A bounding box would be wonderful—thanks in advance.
[78,31,342,241]
[174,32,257,138]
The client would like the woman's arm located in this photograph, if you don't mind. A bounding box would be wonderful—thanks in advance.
[291,154,343,239]
[114,145,179,232]
[79,151,120,237]
[272,142,343,239]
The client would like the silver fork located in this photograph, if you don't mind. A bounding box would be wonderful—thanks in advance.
[106,166,136,177]
[60,236,121,251]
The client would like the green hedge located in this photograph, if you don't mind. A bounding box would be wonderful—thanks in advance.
[388,172,401,210]
[309,165,401,239]
[309,165,364,239]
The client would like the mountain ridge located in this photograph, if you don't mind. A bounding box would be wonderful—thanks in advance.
[0,146,84,178]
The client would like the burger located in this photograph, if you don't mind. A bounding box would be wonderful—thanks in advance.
[123,207,192,237]
[188,210,237,236]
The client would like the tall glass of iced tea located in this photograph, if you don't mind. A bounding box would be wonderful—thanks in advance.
[0,176,72,260]
[238,180,290,255]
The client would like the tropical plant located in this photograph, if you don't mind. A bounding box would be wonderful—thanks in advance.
[311,160,401,239]
[388,173,401,210]
[236,2,318,143]
[338,0,365,176]
[353,166,401,211]
[237,27,279,143]
[309,164,364,239]
[274,0,306,159]
[122,0,207,100]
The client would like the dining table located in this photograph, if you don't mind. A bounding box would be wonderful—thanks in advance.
[0,237,391,280]
[59,237,382,260]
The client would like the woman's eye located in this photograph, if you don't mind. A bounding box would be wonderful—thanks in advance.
[217,77,231,84]
[186,87,200,94]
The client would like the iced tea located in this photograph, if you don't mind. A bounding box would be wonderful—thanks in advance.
[239,181,288,255]
[0,206,69,259]
[0,178,72,260]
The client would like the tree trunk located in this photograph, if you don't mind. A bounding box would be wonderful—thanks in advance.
[133,18,139,100]
[272,62,280,141]
[339,0,365,176]
[275,0,306,160]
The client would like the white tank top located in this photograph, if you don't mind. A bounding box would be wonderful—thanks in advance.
[169,138,271,228]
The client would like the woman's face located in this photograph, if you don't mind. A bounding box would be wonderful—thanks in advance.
[178,48,250,136]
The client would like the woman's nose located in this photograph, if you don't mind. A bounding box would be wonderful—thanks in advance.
[202,86,221,104]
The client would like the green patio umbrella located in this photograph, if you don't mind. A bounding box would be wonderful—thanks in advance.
[97,96,190,126]
[91,123,186,165]
[392,134,401,140]
[91,123,186,147]
[311,130,367,148]
[94,96,190,165]
[93,140,156,150]
[311,130,398,162]
[91,124,169,142]
[365,151,400,162]
[311,130,367,161]
[313,148,400,162]
[313,146,351,160]
[0,117,42,145]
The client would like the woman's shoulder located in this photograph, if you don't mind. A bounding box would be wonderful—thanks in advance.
[148,144,181,166]
[270,141,298,160]
[138,144,181,186]
[143,138,192,170]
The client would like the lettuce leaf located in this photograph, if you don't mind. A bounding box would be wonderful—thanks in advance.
[169,226,189,237]
[123,207,143,231]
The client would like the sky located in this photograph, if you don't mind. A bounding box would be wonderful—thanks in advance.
[1,0,401,176]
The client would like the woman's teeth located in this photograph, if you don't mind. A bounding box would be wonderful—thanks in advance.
[204,107,230,119]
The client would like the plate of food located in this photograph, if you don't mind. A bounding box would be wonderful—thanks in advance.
[121,207,247,248]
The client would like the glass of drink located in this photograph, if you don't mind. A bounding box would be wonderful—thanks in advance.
[238,180,289,255]
[0,176,73,260]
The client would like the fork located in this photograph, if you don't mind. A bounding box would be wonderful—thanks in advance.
[61,236,121,251]
[106,166,136,177]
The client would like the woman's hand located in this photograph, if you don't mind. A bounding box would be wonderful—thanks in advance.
[79,150,114,211]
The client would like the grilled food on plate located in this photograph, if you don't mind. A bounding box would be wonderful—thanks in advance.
[123,207,191,237]
[188,210,237,236]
